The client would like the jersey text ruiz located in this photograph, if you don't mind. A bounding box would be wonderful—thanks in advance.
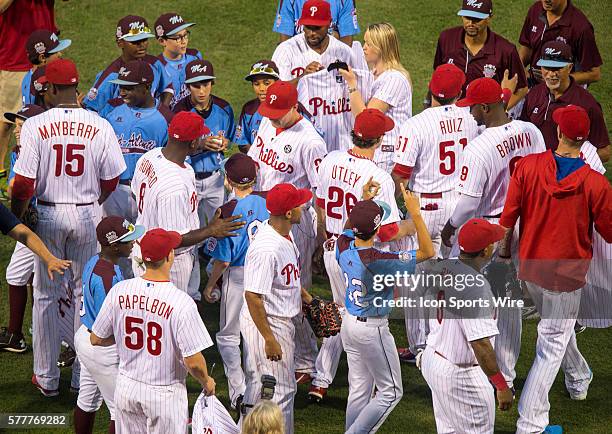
[439,117,464,134]
[38,122,100,141]
[118,294,174,320]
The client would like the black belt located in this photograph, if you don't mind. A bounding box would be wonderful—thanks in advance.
[195,171,216,180]
[119,179,131,186]
[483,213,501,219]
[357,316,368,322]
[86,329,92,333]
[38,200,93,207]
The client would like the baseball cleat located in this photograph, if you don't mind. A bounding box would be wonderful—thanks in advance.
[32,374,59,397]
[397,348,417,364]
[308,385,327,402]
[569,370,593,401]
[295,372,312,385]
[0,328,28,353]
[57,346,76,368]
[574,322,586,335]
[231,394,244,412]
[521,305,540,320]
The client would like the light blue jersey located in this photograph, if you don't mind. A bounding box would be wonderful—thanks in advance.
[205,192,269,267]
[104,101,172,180]
[173,95,236,173]
[158,48,203,109]
[273,0,360,37]
[21,69,35,105]
[337,229,416,317]
[80,255,123,330]
[83,55,173,117]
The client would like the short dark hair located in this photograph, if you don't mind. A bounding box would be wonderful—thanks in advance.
[354,229,378,241]
[351,131,380,149]
[28,52,45,66]
[432,93,458,106]
[459,249,485,259]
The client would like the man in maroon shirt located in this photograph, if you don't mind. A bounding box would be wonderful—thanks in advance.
[518,0,602,86]
[433,0,528,109]
[520,41,610,162]
[0,0,56,178]
[499,105,612,434]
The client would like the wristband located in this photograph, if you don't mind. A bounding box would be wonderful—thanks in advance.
[489,371,509,391]
[348,86,358,93]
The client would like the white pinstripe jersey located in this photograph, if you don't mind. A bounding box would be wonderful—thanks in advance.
[14,108,125,203]
[131,148,199,254]
[394,105,480,193]
[272,33,356,81]
[248,116,326,191]
[192,394,239,434]
[369,70,412,169]
[316,150,400,235]
[426,260,498,366]
[92,277,213,386]
[457,120,546,217]
[243,222,302,318]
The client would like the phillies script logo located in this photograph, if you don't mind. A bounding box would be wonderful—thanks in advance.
[281,263,300,285]
[255,136,294,173]
[309,97,350,116]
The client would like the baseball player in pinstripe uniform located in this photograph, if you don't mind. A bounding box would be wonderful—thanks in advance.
[0,104,45,353]
[10,59,127,396]
[339,190,434,433]
[240,183,315,434]
[91,228,216,434]
[83,15,173,117]
[273,0,360,45]
[421,219,513,434]
[310,108,415,401]
[392,64,480,363]
[248,81,327,381]
[154,12,202,109]
[440,77,546,391]
[203,153,269,410]
[192,393,239,434]
[272,0,357,84]
[131,111,244,300]
[73,216,144,434]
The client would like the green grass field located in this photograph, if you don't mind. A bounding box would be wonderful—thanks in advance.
[0,0,611,432]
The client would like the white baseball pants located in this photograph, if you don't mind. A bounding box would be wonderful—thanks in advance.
[240,309,296,434]
[421,346,495,434]
[517,283,590,434]
[217,266,246,406]
[342,313,403,434]
[114,373,188,434]
[6,242,35,286]
[74,325,118,418]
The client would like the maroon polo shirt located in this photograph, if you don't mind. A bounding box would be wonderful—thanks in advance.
[519,0,602,80]
[519,78,609,150]
[434,26,527,96]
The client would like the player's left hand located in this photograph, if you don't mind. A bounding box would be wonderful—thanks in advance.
[338,66,357,88]
[496,387,514,411]
[265,338,283,361]
[212,135,229,152]
[501,69,518,94]
[202,136,225,152]
[362,176,381,200]
[46,257,72,281]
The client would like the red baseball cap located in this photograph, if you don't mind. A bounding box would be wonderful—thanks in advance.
[553,105,590,142]
[258,81,298,120]
[298,0,332,27]
[458,218,505,253]
[429,64,466,99]
[139,228,182,262]
[169,111,210,141]
[456,77,504,107]
[45,58,79,85]
[266,183,313,216]
[353,109,395,139]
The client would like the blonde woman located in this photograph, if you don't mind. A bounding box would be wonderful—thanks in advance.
[241,400,285,434]
[340,22,413,172]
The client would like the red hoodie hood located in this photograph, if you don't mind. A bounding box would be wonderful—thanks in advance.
[541,150,591,199]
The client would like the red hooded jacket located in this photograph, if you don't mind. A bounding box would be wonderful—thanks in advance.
[500,150,612,291]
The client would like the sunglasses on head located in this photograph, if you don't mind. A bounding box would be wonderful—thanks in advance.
[123,26,151,37]
[249,65,278,76]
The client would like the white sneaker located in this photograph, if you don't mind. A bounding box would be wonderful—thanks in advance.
[569,370,593,401]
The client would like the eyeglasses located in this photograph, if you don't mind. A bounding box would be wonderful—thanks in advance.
[249,65,278,76]
[166,31,190,42]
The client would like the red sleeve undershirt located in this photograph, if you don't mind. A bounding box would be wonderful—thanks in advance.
[315,197,325,209]
[100,176,119,193]
[392,164,414,179]
[378,222,399,242]
[12,175,35,201]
